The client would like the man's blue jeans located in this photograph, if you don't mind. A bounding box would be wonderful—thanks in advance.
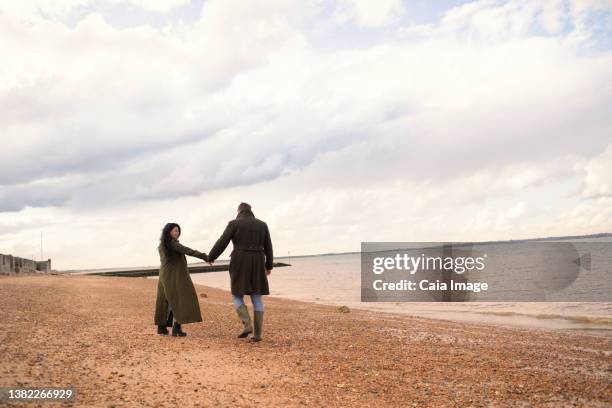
[232,293,263,312]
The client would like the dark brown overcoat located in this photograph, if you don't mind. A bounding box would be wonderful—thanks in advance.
[154,238,205,326]
[208,209,273,296]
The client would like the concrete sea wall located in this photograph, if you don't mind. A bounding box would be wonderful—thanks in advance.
[0,254,51,275]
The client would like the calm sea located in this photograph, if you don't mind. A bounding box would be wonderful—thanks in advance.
[190,238,612,335]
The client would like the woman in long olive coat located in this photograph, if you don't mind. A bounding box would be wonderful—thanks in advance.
[154,223,207,336]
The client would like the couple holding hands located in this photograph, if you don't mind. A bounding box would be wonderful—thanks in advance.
[154,202,273,342]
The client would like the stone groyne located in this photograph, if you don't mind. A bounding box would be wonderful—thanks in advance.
[0,254,51,275]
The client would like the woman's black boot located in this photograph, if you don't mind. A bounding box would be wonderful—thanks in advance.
[157,325,169,335]
[172,322,187,337]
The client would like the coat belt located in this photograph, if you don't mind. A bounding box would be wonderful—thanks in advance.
[234,246,264,252]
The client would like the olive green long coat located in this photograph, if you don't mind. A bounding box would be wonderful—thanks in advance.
[154,239,206,326]
[208,209,273,296]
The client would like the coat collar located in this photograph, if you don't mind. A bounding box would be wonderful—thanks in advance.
[237,209,255,219]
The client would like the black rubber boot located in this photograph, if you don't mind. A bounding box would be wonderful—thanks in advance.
[172,322,187,337]
[157,325,169,335]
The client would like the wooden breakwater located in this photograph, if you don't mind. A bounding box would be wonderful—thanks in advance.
[88,262,291,277]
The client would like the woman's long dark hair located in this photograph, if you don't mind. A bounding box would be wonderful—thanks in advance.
[160,223,181,256]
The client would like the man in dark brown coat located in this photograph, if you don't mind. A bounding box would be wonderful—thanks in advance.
[207,202,273,342]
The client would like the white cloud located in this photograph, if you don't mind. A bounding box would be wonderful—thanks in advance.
[581,144,612,198]
[333,0,405,27]
[3,150,608,269]
[0,0,611,268]
[0,0,192,21]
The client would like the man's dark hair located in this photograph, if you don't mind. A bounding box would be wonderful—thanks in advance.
[238,202,252,212]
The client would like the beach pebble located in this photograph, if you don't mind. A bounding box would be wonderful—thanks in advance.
[337,306,350,313]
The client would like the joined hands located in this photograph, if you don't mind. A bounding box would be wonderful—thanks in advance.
[202,254,214,266]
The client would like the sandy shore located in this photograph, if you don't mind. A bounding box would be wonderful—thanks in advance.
[1,274,611,407]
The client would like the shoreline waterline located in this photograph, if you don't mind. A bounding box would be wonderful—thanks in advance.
[184,250,612,335]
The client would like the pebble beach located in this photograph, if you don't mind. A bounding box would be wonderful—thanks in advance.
[1,274,611,407]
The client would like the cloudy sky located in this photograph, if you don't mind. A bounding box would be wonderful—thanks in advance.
[1,0,611,270]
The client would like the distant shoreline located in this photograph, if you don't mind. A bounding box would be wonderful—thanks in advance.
[59,232,612,273]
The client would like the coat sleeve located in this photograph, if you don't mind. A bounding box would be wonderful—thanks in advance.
[170,239,207,260]
[208,221,234,262]
[264,223,273,270]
